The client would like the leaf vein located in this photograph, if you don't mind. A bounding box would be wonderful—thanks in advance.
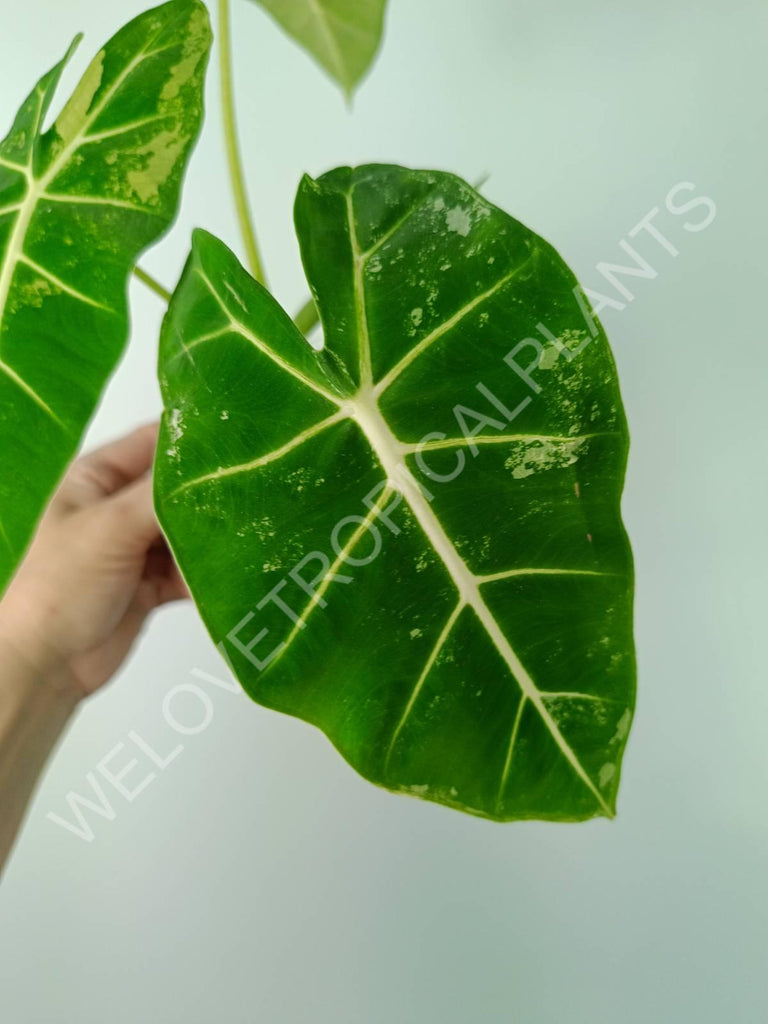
[405,431,616,453]
[193,266,342,407]
[384,601,464,772]
[496,696,527,813]
[346,186,373,385]
[83,114,172,144]
[169,410,348,496]
[19,254,115,312]
[305,0,347,83]
[0,356,62,425]
[374,249,538,397]
[41,192,158,215]
[479,568,617,583]
[361,190,437,261]
[272,485,396,661]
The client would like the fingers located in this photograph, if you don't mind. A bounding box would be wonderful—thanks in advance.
[100,473,161,554]
[96,563,190,677]
[56,423,159,512]
[69,457,188,587]
[142,543,191,605]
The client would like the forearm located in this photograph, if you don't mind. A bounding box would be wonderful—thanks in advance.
[0,637,78,875]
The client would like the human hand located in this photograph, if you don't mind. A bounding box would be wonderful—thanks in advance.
[0,424,188,701]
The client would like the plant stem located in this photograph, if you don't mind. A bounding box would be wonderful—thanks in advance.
[133,266,171,303]
[218,0,267,286]
[294,296,320,335]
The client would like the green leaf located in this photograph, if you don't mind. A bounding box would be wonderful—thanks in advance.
[156,164,635,822]
[0,0,211,593]
[248,0,387,96]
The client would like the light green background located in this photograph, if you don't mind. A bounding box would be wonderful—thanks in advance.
[1,1,766,1022]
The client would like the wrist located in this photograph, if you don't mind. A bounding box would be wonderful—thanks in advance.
[0,598,82,706]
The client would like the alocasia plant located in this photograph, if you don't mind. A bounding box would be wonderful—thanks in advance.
[154,165,635,822]
[0,0,211,591]
[3,0,635,821]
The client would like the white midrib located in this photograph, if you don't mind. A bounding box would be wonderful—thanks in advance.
[348,388,612,817]
[339,187,609,816]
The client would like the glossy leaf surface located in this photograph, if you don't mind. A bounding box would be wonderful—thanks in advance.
[249,0,387,96]
[0,0,211,591]
[156,165,635,822]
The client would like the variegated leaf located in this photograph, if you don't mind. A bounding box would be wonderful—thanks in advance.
[0,0,211,592]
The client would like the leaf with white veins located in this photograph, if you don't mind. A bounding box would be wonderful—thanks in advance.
[156,164,636,822]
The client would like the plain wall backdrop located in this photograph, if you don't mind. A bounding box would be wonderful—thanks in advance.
[1,1,766,1021]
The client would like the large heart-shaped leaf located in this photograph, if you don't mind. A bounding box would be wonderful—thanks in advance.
[0,0,211,592]
[156,164,635,822]
[248,0,387,96]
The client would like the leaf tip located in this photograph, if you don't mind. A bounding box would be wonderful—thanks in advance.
[298,171,322,197]
[190,226,216,257]
[62,33,84,67]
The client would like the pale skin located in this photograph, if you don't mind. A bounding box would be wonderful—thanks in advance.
[0,424,188,874]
